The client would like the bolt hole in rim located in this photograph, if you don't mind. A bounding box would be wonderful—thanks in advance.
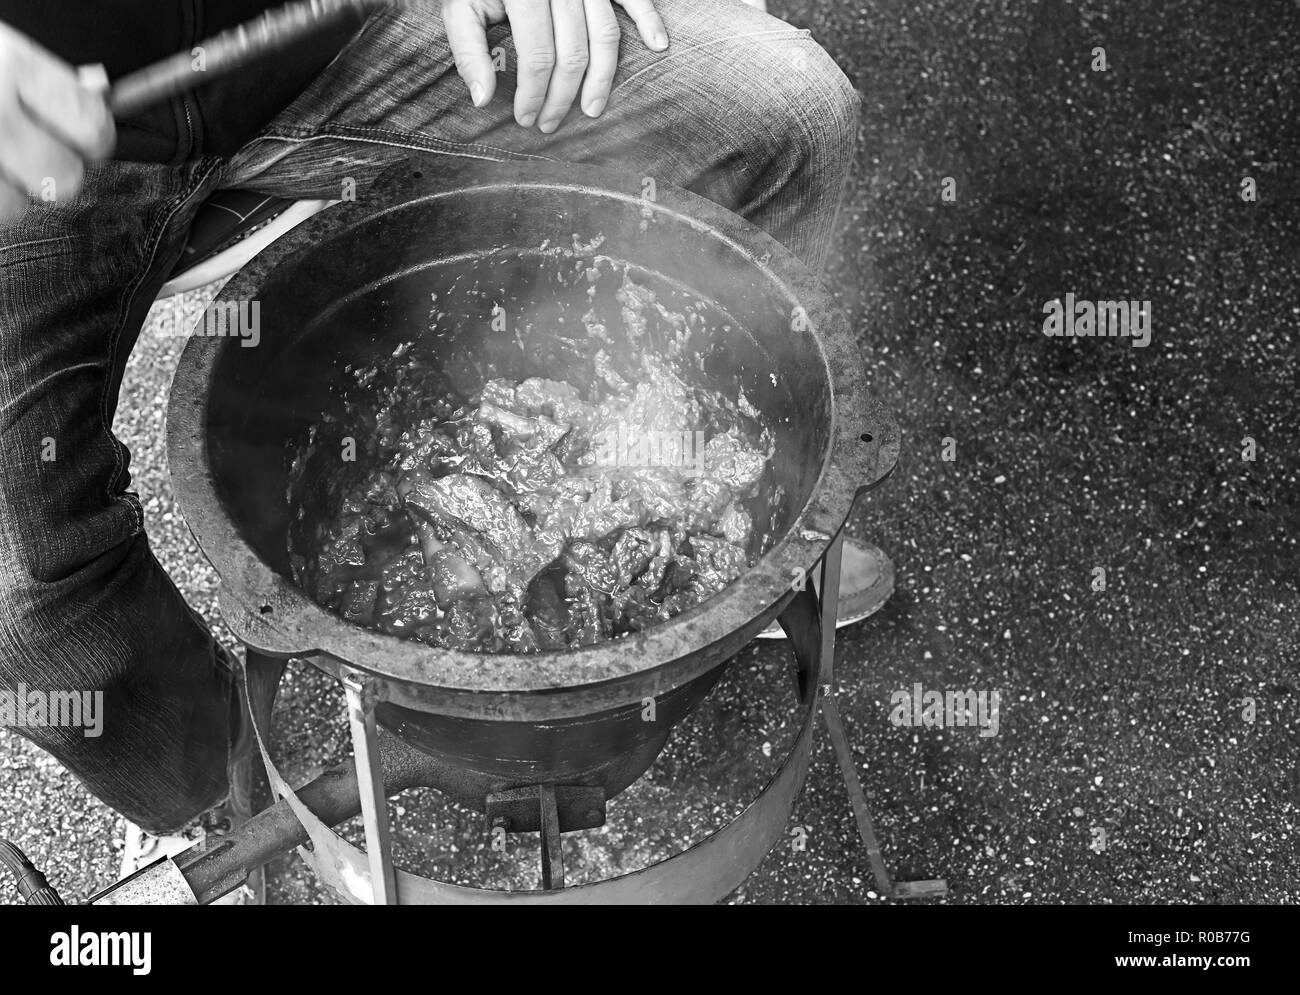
[166,158,898,719]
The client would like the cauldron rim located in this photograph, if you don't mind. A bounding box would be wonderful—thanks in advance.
[166,158,896,710]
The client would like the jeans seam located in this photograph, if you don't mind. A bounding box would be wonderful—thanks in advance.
[0,235,80,257]
[100,158,223,526]
[245,125,562,167]
[0,248,76,268]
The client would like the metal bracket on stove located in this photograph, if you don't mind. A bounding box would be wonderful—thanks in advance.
[486,785,606,834]
[343,674,398,905]
[485,784,606,890]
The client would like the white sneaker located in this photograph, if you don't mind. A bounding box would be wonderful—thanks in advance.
[757,538,895,638]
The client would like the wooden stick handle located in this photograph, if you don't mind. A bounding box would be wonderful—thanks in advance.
[107,0,395,118]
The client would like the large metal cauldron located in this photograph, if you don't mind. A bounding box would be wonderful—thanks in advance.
[166,157,896,811]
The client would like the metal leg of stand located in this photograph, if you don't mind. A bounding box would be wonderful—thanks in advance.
[538,784,565,890]
[344,676,398,905]
[817,532,948,901]
[818,532,845,694]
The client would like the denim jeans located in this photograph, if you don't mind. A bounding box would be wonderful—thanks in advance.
[0,0,858,832]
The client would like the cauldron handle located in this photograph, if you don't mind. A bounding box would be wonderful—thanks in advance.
[816,306,901,498]
[845,392,901,500]
[219,586,319,660]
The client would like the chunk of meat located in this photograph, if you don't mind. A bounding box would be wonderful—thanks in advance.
[401,471,561,585]
[704,429,769,493]
[426,548,485,605]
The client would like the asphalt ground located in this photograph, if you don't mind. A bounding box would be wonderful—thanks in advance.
[1,0,1296,904]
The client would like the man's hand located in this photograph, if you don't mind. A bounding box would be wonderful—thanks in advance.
[0,23,114,224]
[443,0,668,134]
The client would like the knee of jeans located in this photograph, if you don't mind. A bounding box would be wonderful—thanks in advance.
[744,35,861,173]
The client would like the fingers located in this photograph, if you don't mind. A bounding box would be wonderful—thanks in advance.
[580,0,619,118]
[0,103,84,201]
[0,25,113,222]
[15,51,114,159]
[0,27,113,161]
[505,0,556,128]
[497,0,665,131]
[536,0,587,133]
[0,183,27,224]
[613,0,668,52]
[444,0,498,107]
